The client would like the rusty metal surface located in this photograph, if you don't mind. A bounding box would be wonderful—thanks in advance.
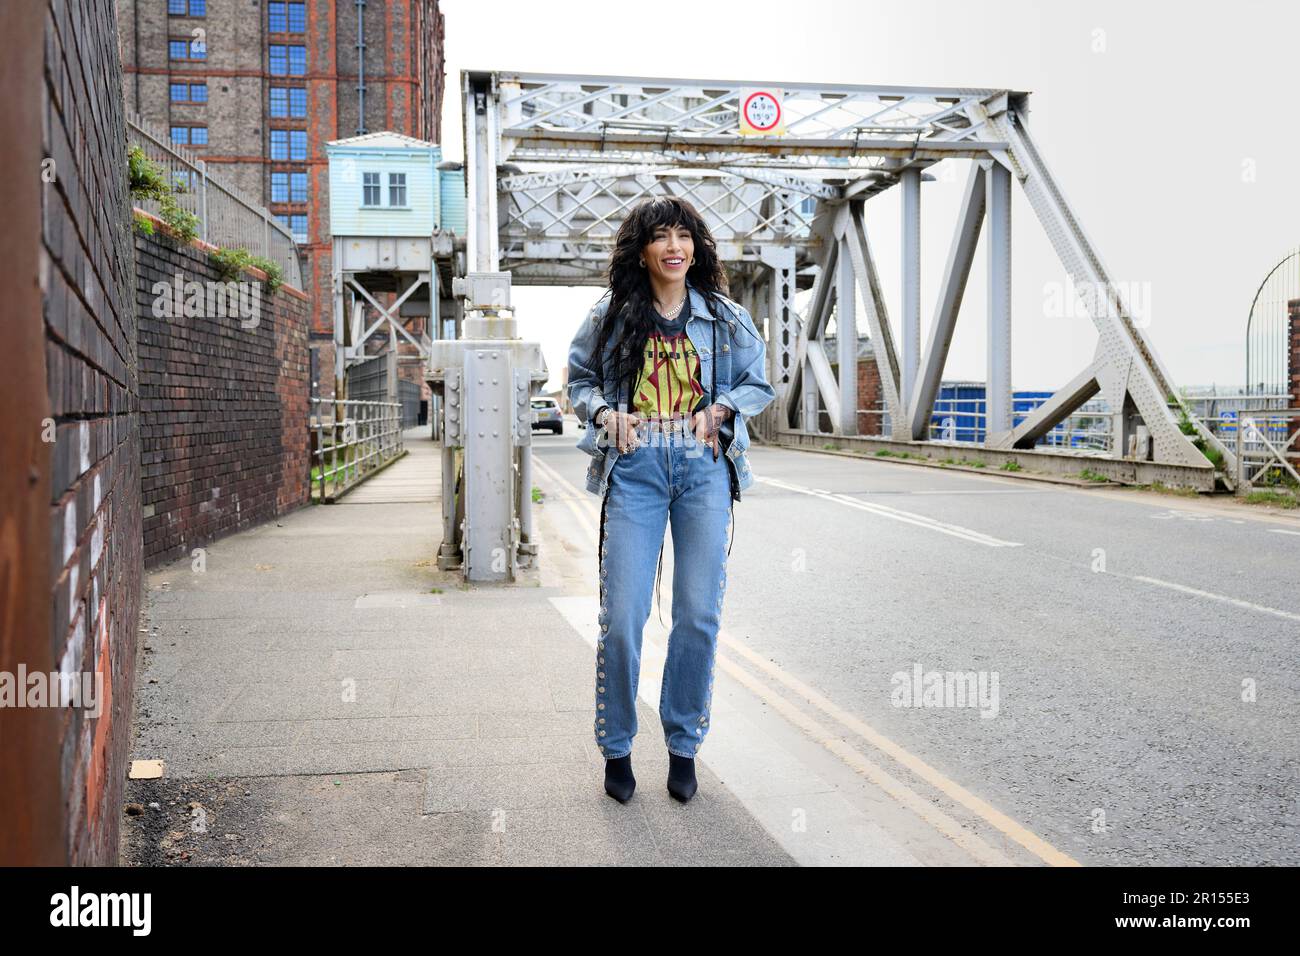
[0,0,64,866]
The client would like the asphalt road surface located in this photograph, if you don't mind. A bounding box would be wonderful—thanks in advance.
[531,417,1300,866]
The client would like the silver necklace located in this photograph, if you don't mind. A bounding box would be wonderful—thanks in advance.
[657,292,686,319]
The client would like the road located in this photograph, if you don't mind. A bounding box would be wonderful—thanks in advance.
[529,416,1300,866]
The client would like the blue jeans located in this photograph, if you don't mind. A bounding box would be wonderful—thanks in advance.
[595,419,734,760]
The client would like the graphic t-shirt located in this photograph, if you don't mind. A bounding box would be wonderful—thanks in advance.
[631,307,705,420]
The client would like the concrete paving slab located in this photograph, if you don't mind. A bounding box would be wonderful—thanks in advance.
[123,430,795,866]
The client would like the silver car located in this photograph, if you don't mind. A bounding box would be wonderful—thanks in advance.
[531,397,563,434]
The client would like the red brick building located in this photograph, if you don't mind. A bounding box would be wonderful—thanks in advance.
[118,0,447,363]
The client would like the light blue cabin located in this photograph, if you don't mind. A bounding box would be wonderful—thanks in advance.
[326,131,464,237]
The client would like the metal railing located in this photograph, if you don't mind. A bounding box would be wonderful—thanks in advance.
[127,113,303,289]
[1232,408,1300,497]
[310,399,405,502]
[915,397,1113,452]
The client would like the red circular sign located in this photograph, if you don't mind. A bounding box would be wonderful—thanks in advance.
[742,91,781,131]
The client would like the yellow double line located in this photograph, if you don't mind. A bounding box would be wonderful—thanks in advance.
[531,453,1078,867]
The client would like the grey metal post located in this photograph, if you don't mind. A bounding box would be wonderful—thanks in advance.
[198,159,209,244]
[986,161,1013,437]
[836,234,858,435]
[761,244,797,397]
[332,251,346,399]
[464,349,513,581]
[901,167,921,411]
[466,74,499,272]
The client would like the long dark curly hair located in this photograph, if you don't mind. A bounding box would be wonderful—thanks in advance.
[590,196,729,410]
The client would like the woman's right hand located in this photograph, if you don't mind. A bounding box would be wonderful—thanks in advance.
[600,409,643,453]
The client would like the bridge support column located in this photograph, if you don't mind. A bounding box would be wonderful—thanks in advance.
[836,233,859,435]
[901,168,921,414]
[985,160,1013,439]
[760,244,798,407]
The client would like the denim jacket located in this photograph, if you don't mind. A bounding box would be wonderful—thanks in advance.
[566,279,776,501]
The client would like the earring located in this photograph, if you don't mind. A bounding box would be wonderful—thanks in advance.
[639,259,646,267]
[689,257,695,265]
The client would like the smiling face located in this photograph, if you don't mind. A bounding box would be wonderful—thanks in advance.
[641,223,695,287]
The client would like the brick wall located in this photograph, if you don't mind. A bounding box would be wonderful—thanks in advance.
[858,356,884,435]
[135,219,311,566]
[121,0,447,352]
[41,0,142,865]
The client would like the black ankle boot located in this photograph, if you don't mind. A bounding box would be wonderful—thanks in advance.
[667,752,698,802]
[604,754,635,802]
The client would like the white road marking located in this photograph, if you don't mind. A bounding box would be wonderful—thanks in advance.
[903,489,1044,495]
[1267,528,1300,537]
[533,453,1069,865]
[755,476,1023,548]
[1131,575,1300,623]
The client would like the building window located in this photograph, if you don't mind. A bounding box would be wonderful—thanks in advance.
[362,172,381,206]
[290,214,308,242]
[272,130,307,161]
[171,82,207,103]
[270,86,307,118]
[271,44,307,76]
[171,170,199,192]
[169,126,206,146]
[269,2,306,33]
[169,0,205,15]
[171,36,206,60]
[270,173,308,207]
[388,172,407,207]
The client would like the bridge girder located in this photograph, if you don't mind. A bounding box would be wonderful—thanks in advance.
[461,69,1229,477]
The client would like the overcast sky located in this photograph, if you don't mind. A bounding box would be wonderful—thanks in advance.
[437,0,1299,394]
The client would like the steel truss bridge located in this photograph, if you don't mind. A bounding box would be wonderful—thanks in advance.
[462,69,1231,484]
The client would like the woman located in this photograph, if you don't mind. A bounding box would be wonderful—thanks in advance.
[565,196,775,804]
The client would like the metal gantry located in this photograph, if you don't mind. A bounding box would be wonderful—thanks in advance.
[459,68,1230,518]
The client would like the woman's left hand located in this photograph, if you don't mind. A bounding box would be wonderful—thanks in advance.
[691,403,732,460]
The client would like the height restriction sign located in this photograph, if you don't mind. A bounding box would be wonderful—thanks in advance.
[738,88,784,136]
